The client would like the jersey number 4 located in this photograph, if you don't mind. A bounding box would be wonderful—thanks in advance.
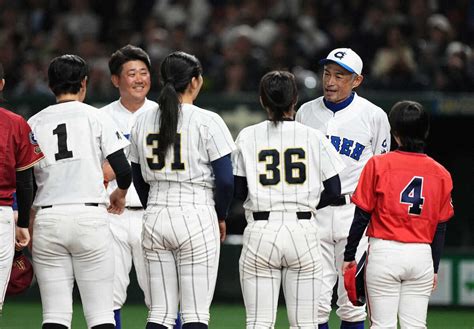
[53,123,73,161]
[259,148,306,185]
[400,176,425,215]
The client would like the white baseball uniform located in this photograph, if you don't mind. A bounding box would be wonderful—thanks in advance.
[232,120,346,328]
[295,93,390,323]
[101,98,157,310]
[28,100,129,328]
[129,103,235,327]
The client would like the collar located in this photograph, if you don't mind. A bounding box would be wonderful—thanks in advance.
[323,92,355,113]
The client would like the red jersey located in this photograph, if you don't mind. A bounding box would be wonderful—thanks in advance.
[351,150,454,243]
[0,107,44,206]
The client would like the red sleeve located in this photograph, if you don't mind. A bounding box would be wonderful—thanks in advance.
[15,117,43,171]
[438,174,454,222]
[351,157,377,213]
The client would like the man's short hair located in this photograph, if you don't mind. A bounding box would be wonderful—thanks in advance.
[108,45,151,76]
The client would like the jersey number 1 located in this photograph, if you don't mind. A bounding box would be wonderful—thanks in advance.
[53,123,73,161]
[400,176,424,215]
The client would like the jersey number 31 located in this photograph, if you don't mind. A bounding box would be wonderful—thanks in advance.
[400,176,425,215]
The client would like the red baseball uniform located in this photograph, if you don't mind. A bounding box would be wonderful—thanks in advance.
[352,150,454,242]
[0,107,44,206]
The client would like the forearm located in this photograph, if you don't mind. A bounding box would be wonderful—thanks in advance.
[15,168,34,228]
[316,174,341,209]
[211,154,234,220]
[107,149,132,189]
[344,206,371,262]
[131,162,149,208]
[431,222,447,273]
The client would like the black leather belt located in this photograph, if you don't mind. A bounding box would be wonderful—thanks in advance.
[126,206,143,210]
[331,194,352,206]
[253,211,312,221]
[41,203,99,209]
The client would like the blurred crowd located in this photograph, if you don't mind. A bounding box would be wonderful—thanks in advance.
[1,0,474,100]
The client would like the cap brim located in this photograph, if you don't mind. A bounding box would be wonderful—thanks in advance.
[319,59,357,74]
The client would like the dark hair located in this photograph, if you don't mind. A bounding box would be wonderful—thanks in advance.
[108,44,151,76]
[157,51,202,159]
[259,71,298,123]
[48,54,88,96]
[389,100,430,153]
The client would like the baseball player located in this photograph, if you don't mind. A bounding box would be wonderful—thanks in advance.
[0,62,43,314]
[28,54,131,329]
[101,44,159,329]
[129,51,235,329]
[233,71,346,328]
[342,100,454,328]
[295,48,391,329]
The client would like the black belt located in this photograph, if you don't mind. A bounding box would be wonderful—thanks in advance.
[253,211,312,221]
[331,194,351,206]
[126,206,143,210]
[41,203,99,209]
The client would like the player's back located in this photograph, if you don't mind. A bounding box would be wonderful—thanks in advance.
[234,120,345,213]
[130,103,235,207]
[362,150,453,243]
[28,101,127,206]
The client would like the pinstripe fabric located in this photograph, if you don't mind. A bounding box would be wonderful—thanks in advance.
[130,103,234,326]
[233,120,345,328]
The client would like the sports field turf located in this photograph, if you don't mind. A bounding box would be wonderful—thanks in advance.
[1,302,473,328]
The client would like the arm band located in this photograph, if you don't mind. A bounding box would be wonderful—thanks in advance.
[234,176,248,202]
[211,154,234,220]
[106,149,132,190]
[316,174,342,209]
[431,222,447,273]
[131,162,149,209]
[344,206,371,262]
[15,168,34,228]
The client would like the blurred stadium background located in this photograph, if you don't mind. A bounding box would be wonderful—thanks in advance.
[1,0,473,327]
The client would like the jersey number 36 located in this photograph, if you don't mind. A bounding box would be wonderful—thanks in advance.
[258,148,306,185]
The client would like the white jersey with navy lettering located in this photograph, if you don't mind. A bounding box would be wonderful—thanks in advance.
[295,92,390,194]
[101,98,158,207]
[129,103,236,207]
[232,120,346,216]
[28,101,129,207]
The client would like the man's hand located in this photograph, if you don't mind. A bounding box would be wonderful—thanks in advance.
[218,220,226,242]
[342,260,357,275]
[108,188,127,214]
[15,227,30,250]
[103,160,116,182]
[432,273,438,291]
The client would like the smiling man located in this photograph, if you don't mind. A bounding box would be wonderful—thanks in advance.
[101,45,156,329]
[295,48,391,329]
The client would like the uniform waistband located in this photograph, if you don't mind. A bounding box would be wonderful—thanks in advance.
[40,203,100,209]
[331,194,352,206]
[125,206,143,210]
[253,211,312,221]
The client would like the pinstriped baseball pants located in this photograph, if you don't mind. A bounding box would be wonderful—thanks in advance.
[240,213,323,329]
[143,205,220,328]
[0,206,14,313]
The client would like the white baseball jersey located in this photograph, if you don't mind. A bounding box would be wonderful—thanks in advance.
[295,93,390,194]
[101,98,158,207]
[129,103,236,207]
[28,101,129,206]
[232,120,346,216]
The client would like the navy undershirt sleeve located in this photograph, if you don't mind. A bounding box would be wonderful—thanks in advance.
[211,154,234,221]
[316,174,341,209]
[233,175,248,201]
[15,168,34,228]
[107,149,132,189]
[131,162,150,209]
[344,206,371,262]
[431,222,447,273]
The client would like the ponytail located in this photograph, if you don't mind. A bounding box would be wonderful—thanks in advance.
[156,52,202,159]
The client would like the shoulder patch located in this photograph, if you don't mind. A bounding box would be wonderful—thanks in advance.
[115,131,122,140]
[34,146,42,154]
[29,131,38,145]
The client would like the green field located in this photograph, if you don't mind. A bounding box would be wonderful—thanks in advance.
[1,302,473,328]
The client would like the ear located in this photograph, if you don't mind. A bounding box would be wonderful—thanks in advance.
[81,77,88,89]
[352,74,364,89]
[0,78,4,91]
[111,75,120,88]
[190,76,200,90]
